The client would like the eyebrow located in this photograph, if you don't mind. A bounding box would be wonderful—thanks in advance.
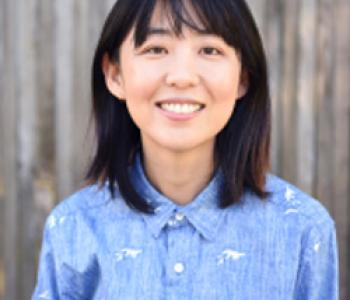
[146,27,213,37]
[146,28,172,36]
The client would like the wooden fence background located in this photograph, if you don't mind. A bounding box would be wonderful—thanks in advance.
[0,0,349,299]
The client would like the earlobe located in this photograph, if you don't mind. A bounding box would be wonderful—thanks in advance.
[102,53,126,100]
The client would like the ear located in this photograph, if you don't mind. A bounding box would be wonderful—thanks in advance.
[102,53,126,100]
[237,69,249,100]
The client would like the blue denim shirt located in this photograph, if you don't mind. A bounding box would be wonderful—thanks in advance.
[32,153,339,300]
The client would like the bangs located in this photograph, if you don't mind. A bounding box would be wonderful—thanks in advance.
[132,0,242,49]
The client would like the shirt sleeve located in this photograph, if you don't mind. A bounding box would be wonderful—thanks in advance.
[295,218,339,300]
[32,215,60,300]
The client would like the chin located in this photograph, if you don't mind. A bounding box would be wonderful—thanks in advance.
[156,139,214,155]
[141,132,214,154]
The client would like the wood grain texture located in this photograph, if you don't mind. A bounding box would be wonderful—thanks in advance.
[295,0,317,194]
[2,0,19,298]
[332,1,350,299]
[279,0,300,184]
[0,0,349,299]
[54,0,76,199]
[72,0,95,189]
[12,0,38,298]
[263,0,283,174]
[0,0,5,299]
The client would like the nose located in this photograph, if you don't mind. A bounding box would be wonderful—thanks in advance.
[165,51,200,88]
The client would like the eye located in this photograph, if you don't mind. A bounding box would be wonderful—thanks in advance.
[201,47,222,56]
[144,46,167,55]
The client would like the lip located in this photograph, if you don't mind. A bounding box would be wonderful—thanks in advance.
[155,98,205,105]
[155,99,205,121]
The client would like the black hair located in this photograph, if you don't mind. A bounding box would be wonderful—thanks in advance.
[85,0,271,214]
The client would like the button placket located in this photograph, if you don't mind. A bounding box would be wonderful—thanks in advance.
[165,211,189,284]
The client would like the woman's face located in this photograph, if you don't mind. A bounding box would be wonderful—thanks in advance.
[104,3,247,155]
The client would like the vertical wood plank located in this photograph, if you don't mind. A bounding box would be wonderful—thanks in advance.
[2,0,19,297]
[32,0,56,282]
[35,0,55,178]
[16,0,39,297]
[0,0,5,297]
[280,0,300,183]
[295,0,317,194]
[333,0,350,298]
[72,0,91,187]
[314,0,335,213]
[264,0,283,173]
[55,0,75,199]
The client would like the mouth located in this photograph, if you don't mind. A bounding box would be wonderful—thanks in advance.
[155,100,206,114]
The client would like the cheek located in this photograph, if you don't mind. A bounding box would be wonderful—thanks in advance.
[123,63,161,101]
[207,67,241,128]
[122,67,159,127]
[211,77,241,105]
[202,63,242,99]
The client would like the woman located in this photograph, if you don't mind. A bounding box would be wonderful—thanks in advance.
[32,0,338,299]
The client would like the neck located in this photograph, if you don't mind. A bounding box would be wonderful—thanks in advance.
[141,143,216,206]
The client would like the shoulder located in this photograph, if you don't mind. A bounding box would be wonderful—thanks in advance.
[235,174,335,240]
[43,183,133,233]
[263,174,335,230]
[234,174,337,259]
[41,183,138,263]
[50,184,111,215]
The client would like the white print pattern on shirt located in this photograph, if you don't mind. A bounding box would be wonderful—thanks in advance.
[284,187,295,202]
[284,208,299,215]
[115,248,143,262]
[38,290,50,299]
[154,206,163,213]
[217,249,246,265]
[314,242,321,252]
[47,216,56,229]
[59,216,66,224]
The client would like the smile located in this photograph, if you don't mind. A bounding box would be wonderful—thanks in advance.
[158,103,204,114]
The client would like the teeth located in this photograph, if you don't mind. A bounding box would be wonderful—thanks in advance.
[159,103,202,113]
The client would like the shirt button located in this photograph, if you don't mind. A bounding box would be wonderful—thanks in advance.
[175,212,185,221]
[174,262,185,273]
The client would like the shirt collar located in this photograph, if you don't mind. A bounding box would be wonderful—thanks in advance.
[129,151,228,242]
